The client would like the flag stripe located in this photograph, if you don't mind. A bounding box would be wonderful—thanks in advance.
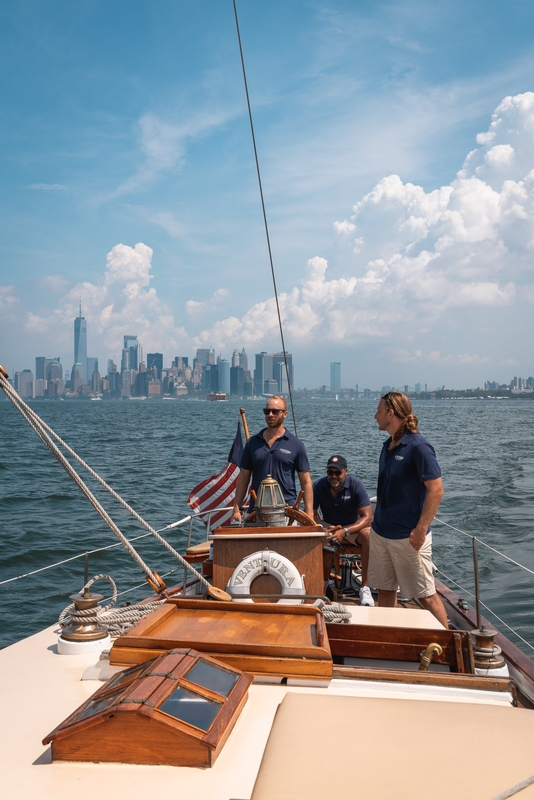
[186,423,250,531]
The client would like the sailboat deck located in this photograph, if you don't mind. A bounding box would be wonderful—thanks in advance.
[1,615,525,800]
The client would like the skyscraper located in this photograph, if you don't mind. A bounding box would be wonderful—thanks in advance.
[272,353,293,394]
[74,302,87,383]
[147,353,163,379]
[254,351,293,395]
[124,335,139,371]
[218,359,230,395]
[330,362,341,392]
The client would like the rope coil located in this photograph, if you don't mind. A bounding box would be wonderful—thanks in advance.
[314,598,352,624]
[59,574,166,638]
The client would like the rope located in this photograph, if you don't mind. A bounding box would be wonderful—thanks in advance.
[434,517,534,578]
[490,774,534,800]
[0,373,211,592]
[436,568,534,652]
[314,598,352,624]
[58,574,167,638]
[232,0,298,435]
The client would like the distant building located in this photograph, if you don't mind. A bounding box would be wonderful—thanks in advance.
[254,351,293,395]
[87,357,98,379]
[330,362,341,392]
[195,348,215,367]
[74,302,87,383]
[146,353,163,380]
[231,350,240,368]
[46,360,62,382]
[218,360,230,396]
[71,363,84,393]
[240,348,248,371]
[124,335,139,371]
[147,379,161,398]
[230,366,245,397]
[32,379,47,398]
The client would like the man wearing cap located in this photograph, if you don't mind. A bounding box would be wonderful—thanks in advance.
[313,455,374,606]
[231,395,313,521]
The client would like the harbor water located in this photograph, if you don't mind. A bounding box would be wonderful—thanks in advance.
[0,397,533,653]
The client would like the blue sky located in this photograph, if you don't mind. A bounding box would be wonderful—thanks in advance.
[1,0,534,389]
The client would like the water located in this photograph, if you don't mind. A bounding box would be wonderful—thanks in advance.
[1,397,533,655]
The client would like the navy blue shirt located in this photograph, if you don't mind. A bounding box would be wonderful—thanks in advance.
[373,432,441,540]
[240,428,311,505]
[313,475,371,526]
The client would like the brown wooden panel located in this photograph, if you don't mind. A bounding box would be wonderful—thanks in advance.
[212,531,325,600]
[110,599,332,679]
[326,624,474,672]
[50,714,211,768]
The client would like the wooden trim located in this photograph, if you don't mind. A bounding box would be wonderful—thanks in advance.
[211,532,326,539]
[332,664,518,703]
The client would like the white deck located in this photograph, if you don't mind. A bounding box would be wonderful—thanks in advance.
[0,617,519,800]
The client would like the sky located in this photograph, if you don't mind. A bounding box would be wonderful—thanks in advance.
[1,0,534,390]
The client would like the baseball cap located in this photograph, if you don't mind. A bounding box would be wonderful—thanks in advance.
[326,455,347,471]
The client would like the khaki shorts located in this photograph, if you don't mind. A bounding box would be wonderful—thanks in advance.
[367,526,435,599]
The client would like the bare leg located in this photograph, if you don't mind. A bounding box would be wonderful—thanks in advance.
[356,527,371,587]
[378,589,398,607]
[418,593,449,629]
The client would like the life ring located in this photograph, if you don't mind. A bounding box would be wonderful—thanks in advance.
[226,549,305,605]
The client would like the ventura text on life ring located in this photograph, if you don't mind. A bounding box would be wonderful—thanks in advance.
[226,549,305,604]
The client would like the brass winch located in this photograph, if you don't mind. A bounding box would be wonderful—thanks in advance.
[254,475,287,526]
[60,586,109,642]
[471,626,507,674]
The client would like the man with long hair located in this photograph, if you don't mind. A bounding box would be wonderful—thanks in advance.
[370,391,448,627]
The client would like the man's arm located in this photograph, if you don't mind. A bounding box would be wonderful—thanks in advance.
[231,468,252,522]
[297,471,314,517]
[409,477,444,551]
[327,505,372,542]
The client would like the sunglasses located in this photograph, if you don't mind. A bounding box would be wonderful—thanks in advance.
[263,408,285,416]
[327,469,343,476]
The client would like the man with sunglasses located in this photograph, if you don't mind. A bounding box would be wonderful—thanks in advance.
[231,395,313,521]
[313,455,374,606]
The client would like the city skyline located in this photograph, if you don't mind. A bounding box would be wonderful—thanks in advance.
[1,4,534,390]
[7,307,533,400]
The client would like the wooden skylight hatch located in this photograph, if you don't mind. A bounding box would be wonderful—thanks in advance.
[43,648,253,768]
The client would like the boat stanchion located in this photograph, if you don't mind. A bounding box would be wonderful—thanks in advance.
[471,537,509,676]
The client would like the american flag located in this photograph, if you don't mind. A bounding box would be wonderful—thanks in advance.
[187,422,248,530]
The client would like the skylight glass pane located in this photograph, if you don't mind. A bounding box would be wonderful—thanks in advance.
[185,658,239,697]
[160,686,221,731]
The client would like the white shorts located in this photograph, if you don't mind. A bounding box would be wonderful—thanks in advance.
[367,527,435,599]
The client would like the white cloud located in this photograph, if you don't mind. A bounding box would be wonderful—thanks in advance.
[20,93,534,374]
[0,285,19,316]
[39,274,70,292]
[394,349,490,366]
[111,110,231,199]
[27,183,67,191]
[333,220,356,233]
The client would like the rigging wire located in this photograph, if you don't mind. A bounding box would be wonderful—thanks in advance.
[232,0,298,435]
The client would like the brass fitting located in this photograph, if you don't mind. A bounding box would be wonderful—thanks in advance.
[418,642,443,671]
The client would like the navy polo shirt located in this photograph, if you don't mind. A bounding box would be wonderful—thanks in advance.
[373,432,441,540]
[240,428,311,505]
[313,475,370,526]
